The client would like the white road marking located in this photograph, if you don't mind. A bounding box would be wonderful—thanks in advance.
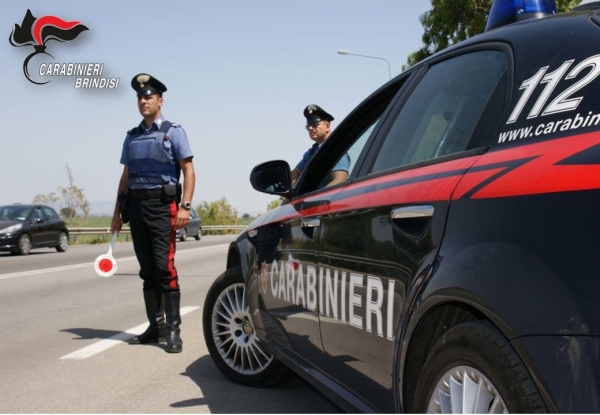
[0,257,138,280]
[0,243,229,281]
[60,306,200,360]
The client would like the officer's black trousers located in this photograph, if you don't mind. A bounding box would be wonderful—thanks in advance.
[129,198,180,292]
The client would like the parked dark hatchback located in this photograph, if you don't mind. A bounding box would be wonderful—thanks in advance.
[202,3,600,413]
[0,204,69,255]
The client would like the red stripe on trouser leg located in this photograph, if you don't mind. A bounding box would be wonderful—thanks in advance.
[168,201,178,288]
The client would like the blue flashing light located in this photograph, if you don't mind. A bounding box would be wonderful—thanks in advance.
[485,0,557,32]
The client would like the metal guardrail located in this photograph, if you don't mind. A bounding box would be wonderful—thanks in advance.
[201,225,247,231]
[68,225,246,243]
[69,227,131,235]
[68,225,246,235]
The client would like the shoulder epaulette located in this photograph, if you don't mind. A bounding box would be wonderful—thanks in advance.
[159,120,173,133]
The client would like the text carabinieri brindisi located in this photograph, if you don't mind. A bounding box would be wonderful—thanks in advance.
[38,63,119,89]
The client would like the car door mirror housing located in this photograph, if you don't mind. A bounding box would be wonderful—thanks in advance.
[250,160,292,197]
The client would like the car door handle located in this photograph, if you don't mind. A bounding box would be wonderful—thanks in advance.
[390,205,434,219]
[390,205,434,239]
[301,218,321,228]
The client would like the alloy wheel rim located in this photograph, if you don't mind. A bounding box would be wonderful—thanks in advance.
[211,282,273,375]
[20,236,31,254]
[59,234,68,250]
[427,365,508,414]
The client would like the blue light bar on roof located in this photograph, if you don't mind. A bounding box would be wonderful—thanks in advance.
[485,0,557,32]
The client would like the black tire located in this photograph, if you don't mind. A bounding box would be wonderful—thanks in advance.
[203,267,290,387]
[179,228,187,242]
[18,234,31,255]
[55,232,68,252]
[413,320,547,414]
[194,232,201,241]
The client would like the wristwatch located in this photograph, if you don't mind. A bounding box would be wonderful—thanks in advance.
[180,201,192,211]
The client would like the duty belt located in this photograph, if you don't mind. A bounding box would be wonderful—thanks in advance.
[128,188,163,200]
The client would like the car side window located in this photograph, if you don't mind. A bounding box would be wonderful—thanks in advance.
[341,119,380,179]
[315,118,381,189]
[295,73,415,196]
[33,208,44,221]
[42,207,56,220]
[370,50,508,174]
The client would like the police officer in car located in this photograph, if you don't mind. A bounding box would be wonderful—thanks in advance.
[291,104,350,187]
[110,73,195,354]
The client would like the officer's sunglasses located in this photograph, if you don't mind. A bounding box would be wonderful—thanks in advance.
[305,121,327,131]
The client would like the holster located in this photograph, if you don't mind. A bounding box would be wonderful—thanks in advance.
[118,191,130,224]
[161,184,182,204]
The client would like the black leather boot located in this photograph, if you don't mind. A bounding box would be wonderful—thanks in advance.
[129,290,166,345]
[164,291,183,353]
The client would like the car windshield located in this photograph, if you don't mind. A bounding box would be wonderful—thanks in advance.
[0,206,32,221]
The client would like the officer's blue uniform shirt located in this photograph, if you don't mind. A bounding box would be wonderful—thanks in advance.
[120,115,193,189]
[335,153,351,173]
[295,143,350,174]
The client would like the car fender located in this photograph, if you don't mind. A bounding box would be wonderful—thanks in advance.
[422,241,592,336]
[395,241,591,411]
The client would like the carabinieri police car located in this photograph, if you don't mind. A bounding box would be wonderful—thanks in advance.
[203,1,600,412]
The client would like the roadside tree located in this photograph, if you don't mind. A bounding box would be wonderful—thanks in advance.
[32,163,90,226]
[267,199,281,211]
[197,197,238,234]
[405,0,580,69]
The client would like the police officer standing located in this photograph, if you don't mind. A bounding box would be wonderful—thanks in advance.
[291,104,349,187]
[110,73,195,354]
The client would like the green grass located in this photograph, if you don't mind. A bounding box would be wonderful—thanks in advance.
[238,217,256,226]
[68,216,130,245]
[73,216,113,227]
[71,233,132,245]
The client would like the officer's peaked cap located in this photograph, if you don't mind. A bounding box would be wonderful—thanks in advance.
[131,73,167,97]
[304,104,334,124]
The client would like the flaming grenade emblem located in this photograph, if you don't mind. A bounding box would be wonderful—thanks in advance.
[9,9,88,84]
[260,262,269,294]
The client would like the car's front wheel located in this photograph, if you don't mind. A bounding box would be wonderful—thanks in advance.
[203,267,290,387]
[18,234,32,255]
[179,228,187,242]
[413,320,547,413]
[56,232,68,252]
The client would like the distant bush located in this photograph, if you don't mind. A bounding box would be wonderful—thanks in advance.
[197,198,238,235]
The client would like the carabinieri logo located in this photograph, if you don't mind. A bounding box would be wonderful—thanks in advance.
[9,9,88,84]
[9,9,120,89]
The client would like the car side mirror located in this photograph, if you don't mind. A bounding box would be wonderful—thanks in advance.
[32,218,43,224]
[250,160,292,197]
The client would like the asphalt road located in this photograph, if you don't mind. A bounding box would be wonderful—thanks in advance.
[0,235,342,413]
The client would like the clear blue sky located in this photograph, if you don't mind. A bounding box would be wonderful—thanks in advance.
[0,0,432,216]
